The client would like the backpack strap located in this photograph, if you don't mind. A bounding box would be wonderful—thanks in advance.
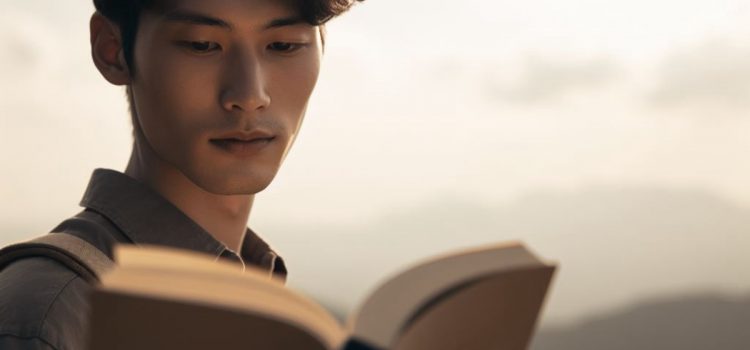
[0,233,115,283]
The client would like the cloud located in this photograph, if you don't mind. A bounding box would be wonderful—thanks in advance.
[0,10,59,80]
[647,40,750,111]
[0,31,39,71]
[486,56,622,105]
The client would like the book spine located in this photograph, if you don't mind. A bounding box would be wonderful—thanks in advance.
[340,338,383,350]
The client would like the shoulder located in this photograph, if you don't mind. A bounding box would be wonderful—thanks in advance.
[0,209,123,350]
[0,256,91,350]
[51,209,130,258]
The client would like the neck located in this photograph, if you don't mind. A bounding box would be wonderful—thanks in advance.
[124,139,253,252]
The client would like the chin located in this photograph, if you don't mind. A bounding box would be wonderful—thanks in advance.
[185,169,276,196]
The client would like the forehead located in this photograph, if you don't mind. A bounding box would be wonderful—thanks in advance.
[151,0,303,26]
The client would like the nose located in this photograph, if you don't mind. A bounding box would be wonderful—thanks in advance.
[220,49,271,113]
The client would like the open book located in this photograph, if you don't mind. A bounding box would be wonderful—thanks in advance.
[88,242,556,350]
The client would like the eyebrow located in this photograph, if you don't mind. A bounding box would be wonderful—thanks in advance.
[163,10,231,29]
[264,17,306,30]
[162,10,307,31]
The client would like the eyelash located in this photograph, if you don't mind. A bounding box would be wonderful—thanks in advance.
[267,42,306,53]
[177,41,306,55]
[179,41,221,54]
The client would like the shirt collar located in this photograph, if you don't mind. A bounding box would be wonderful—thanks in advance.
[80,168,286,279]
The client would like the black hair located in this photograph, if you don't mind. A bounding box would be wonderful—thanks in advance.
[93,0,362,73]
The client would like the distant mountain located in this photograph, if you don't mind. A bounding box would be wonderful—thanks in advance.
[533,292,750,350]
[320,291,750,349]
[268,186,750,324]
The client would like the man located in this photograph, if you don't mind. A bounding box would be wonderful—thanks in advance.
[0,0,360,348]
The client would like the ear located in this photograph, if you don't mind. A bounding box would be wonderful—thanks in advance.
[90,12,131,85]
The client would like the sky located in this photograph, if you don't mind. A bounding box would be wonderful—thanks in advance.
[1,0,750,327]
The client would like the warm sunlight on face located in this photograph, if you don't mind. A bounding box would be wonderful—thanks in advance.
[130,0,322,195]
[3,1,750,334]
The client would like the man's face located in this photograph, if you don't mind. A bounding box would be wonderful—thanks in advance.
[130,0,321,194]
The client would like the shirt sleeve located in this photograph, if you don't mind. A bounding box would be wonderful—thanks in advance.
[0,258,91,350]
[0,336,58,350]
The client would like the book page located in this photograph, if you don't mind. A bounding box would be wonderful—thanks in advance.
[348,242,554,348]
[392,266,555,350]
[89,290,331,350]
[95,245,347,349]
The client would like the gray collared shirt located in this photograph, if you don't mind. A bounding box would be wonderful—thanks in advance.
[0,169,287,350]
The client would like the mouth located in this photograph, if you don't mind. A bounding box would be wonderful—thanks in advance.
[209,131,276,156]
[210,137,274,146]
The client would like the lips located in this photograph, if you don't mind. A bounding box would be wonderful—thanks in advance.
[210,130,276,156]
[210,137,273,147]
[211,130,275,142]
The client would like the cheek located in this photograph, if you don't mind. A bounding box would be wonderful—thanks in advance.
[271,55,321,125]
[293,55,322,101]
[133,51,219,159]
[143,54,216,118]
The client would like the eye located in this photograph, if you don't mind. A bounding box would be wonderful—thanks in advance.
[178,41,221,54]
[267,42,305,53]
